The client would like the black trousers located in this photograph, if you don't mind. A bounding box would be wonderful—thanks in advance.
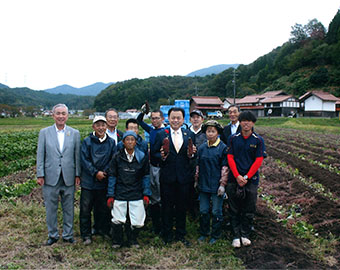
[160,181,190,241]
[226,182,258,239]
[79,188,111,239]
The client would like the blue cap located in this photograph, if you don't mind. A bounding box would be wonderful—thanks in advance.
[122,130,137,141]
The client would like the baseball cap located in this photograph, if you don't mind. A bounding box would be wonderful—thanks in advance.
[190,110,204,118]
[93,115,107,124]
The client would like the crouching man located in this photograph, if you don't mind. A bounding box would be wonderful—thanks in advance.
[107,131,151,248]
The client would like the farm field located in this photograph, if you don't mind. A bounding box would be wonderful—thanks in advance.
[0,117,339,269]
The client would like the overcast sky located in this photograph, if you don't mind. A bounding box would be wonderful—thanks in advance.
[0,0,339,90]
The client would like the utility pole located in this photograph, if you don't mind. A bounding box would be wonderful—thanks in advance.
[195,85,198,96]
[233,69,236,105]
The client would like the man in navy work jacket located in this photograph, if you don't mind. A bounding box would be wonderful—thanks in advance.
[79,115,116,245]
[152,107,196,246]
[226,111,266,248]
[137,107,165,235]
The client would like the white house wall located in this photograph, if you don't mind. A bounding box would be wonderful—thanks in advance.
[305,96,335,111]
[322,101,335,111]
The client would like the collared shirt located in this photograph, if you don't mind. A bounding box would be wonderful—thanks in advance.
[170,127,183,152]
[92,131,107,143]
[207,137,221,148]
[230,121,240,135]
[106,128,118,145]
[124,148,135,163]
[190,125,202,135]
[55,124,65,152]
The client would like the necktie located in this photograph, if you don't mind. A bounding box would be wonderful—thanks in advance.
[173,131,180,153]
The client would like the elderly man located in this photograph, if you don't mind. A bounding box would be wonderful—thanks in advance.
[36,104,81,245]
[105,108,123,145]
[107,130,151,248]
[79,115,116,245]
[221,105,241,145]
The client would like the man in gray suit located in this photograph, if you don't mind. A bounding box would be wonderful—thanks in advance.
[36,104,81,246]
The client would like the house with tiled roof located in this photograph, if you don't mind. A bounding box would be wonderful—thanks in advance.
[299,91,340,117]
[190,96,223,116]
[235,90,294,117]
[261,95,300,117]
[235,95,266,117]
[223,97,241,110]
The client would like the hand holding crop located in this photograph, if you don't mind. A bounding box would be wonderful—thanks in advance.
[141,100,150,114]
[187,137,196,157]
[161,137,170,160]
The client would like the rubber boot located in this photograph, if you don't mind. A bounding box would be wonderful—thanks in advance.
[130,226,141,247]
[111,224,124,248]
[211,215,223,240]
[199,213,210,237]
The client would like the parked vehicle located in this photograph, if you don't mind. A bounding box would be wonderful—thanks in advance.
[207,111,223,119]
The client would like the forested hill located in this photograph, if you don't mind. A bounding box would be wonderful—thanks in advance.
[94,9,340,112]
[0,87,95,110]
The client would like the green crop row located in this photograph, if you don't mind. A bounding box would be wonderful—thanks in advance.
[0,178,38,199]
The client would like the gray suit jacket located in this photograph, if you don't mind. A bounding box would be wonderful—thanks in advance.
[36,125,81,186]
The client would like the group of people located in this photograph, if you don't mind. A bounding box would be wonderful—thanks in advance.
[36,103,266,249]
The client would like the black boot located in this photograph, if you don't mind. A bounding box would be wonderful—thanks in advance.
[199,213,210,238]
[130,226,141,248]
[111,224,124,248]
[211,215,223,242]
[150,204,162,235]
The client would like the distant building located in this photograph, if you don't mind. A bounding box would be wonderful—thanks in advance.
[236,90,292,117]
[190,96,223,116]
[299,91,340,117]
[261,95,300,117]
[223,98,241,110]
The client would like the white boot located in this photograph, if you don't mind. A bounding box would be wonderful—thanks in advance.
[232,238,241,248]
[241,237,251,246]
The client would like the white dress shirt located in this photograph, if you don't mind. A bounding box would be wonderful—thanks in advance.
[107,128,118,145]
[230,121,240,135]
[170,127,183,152]
[55,124,65,152]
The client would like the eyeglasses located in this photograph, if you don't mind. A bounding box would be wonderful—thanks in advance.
[107,116,118,120]
[151,117,161,120]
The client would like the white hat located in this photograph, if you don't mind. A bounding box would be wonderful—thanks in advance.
[93,115,107,124]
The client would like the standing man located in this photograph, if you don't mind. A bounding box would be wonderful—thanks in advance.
[221,105,241,145]
[107,131,151,248]
[105,108,123,145]
[79,116,116,245]
[226,111,266,248]
[152,107,196,246]
[188,109,206,219]
[36,104,81,246]
[189,110,206,149]
[137,107,165,235]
